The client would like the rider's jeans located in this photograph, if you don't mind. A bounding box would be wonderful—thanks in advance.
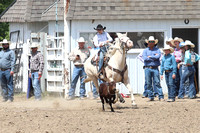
[98,46,107,73]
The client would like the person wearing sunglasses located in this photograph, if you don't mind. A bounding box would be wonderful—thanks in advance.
[0,39,15,102]
[142,36,164,101]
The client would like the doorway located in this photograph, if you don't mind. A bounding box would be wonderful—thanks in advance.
[172,28,199,93]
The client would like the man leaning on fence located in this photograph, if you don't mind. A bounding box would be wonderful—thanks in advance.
[29,42,44,101]
[0,39,15,102]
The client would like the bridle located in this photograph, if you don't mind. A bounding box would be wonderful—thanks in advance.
[119,37,132,53]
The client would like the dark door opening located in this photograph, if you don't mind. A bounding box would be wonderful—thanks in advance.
[172,28,199,93]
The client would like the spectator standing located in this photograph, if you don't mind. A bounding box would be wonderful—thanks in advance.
[178,40,200,99]
[172,37,183,96]
[0,39,15,102]
[29,42,44,101]
[142,36,164,101]
[68,37,90,100]
[160,45,176,102]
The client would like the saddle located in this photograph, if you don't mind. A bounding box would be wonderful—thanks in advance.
[91,54,110,81]
[90,43,114,80]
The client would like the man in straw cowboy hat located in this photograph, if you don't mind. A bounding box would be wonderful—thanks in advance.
[0,39,15,102]
[160,45,177,102]
[142,36,164,101]
[172,37,183,96]
[68,37,90,100]
[137,43,158,98]
[93,24,113,77]
[178,40,200,99]
[166,37,175,48]
[29,42,44,101]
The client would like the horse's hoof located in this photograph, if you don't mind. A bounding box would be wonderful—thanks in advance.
[132,103,137,109]
[120,98,125,103]
[119,97,125,103]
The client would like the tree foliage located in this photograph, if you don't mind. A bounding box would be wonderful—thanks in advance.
[0,0,14,41]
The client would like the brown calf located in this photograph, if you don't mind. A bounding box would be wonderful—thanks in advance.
[99,82,116,112]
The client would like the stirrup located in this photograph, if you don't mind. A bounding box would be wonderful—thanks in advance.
[98,72,104,79]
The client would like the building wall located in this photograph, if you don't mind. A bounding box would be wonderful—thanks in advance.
[68,19,200,95]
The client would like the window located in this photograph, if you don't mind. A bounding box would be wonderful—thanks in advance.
[80,32,96,48]
[80,32,164,49]
[128,32,164,49]
[55,32,64,37]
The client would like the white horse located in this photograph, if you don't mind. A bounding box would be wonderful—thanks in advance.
[84,33,137,106]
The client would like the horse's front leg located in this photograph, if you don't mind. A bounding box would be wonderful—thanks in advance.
[124,82,137,107]
[93,77,99,93]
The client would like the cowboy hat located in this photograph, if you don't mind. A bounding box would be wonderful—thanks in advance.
[162,45,174,53]
[0,39,10,45]
[30,42,39,48]
[173,37,183,43]
[145,36,158,44]
[166,37,175,46]
[94,24,106,30]
[185,40,195,48]
[179,42,186,48]
[77,37,86,43]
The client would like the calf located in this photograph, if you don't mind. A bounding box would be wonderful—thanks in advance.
[99,82,116,112]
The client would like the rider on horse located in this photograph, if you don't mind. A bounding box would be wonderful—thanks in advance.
[93,24,113,77]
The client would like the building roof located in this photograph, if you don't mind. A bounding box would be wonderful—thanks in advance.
[66,0,200,20]
[41,0,64,21]
[1,0,200,22]
[0,0,60,22]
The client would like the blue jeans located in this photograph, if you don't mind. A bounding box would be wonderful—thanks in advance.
[174,67,180,96]
[165,71,176,100]
[98,46,107,73]
[145,68,164,100]
[69,66,86,97]
[31,72,41,99]
[0,69,14,101]
[178,66,196,98]
[143,80,157,97]
[180,66,189,96]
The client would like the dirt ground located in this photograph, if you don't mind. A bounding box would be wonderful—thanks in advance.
[1,94,200,133]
